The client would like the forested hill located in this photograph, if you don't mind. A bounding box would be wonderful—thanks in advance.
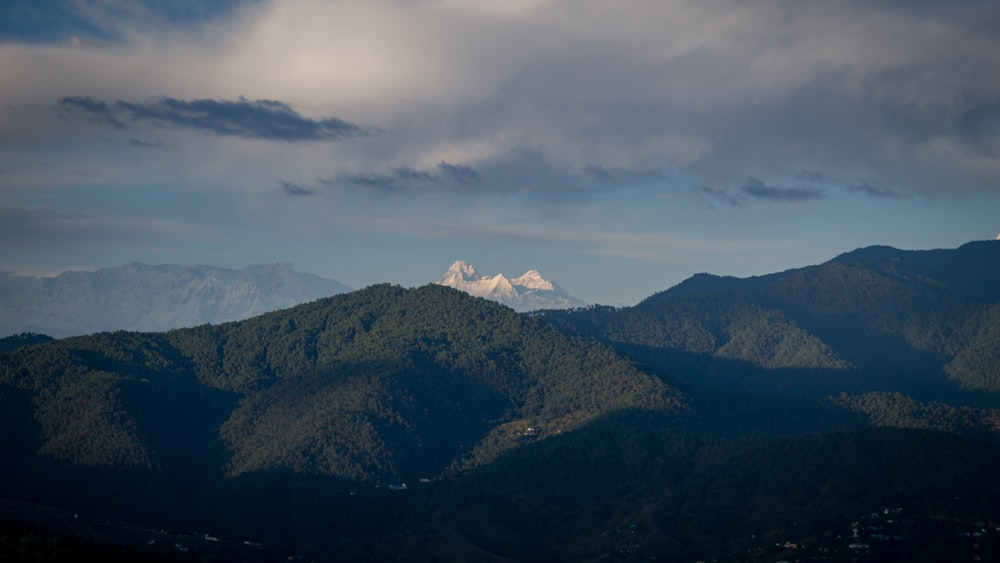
[540,240,1000,400]
[0,283,680,485]
[657,241,1000,303]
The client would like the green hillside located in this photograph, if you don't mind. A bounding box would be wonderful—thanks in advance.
[0,283,679,486]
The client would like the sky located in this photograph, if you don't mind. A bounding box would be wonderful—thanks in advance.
[2,0,999,306]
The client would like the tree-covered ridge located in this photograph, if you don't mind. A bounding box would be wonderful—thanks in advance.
[1,283,680,483]
[541,241,1000,398]
[0,333,53,353]
[543,293,847,369]
[760,261,981,356]
[0,331,204,470]
[944,303,1000,391]
[831,391,1000,439]
[829,240,1000,304]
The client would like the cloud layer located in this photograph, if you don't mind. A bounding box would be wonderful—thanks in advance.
[3,0,999,198]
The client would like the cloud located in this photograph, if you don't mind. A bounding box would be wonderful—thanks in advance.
[848,181,902,198]
[4,0,1000,204]
[584,164,664,183]
[337,213,783,262]
[436,161,481,186]
[695,185,743,207]
[955,99,1000,155]
[279,180,315,196]
[794,169,835,184]
[1,0,260,44]
[322,166,437,192]
[0,203,190,240]
[58,96,124,128]
[345,173,399,191]
[740,177,826,202]
[584,164,613,182]
[391,167,433,182]
[128,138,168,148]
[58,96,365,141]
[321,160,516,197]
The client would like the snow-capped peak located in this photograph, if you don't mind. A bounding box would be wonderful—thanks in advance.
[436,261,586,312]
[440,260,481,285]
[511,269,554,291]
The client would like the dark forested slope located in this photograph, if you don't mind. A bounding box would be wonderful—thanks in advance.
[541,241,1000,401]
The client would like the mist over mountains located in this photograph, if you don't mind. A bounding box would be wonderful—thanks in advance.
[2,241,1000,562]
[0,263,351,338]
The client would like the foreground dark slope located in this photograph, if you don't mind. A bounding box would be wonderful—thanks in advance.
[424,414,1000,562]
[541,240,1000,403]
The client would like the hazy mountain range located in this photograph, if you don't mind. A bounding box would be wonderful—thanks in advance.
[0,260,585,338]
[0,263,351,338]
[437,260,587,312]
[2,241,999,562]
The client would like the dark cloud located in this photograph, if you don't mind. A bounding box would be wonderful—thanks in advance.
[584,163,612,182]
[346,173,398,191]
[584,163,664,183]
[58,95,365,141]
[1,0,261,44]
[437,161,481,186]
[794,169,835,184]
[128,138,168,148]
[390,166,433,182]
[740,177,826,201]
[956,99,1000,155]
[322,166,436,192]
[58,96,124,128]
[848,182,902,198]
[279,181,315,196]
[696,185,743,207]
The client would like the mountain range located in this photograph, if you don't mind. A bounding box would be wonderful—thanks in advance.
[2,241,1000,562]
[437,260,587,312]
[0,263,351,338]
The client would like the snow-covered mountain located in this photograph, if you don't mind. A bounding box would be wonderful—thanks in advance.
[0,263,352,338]
[437,260,587,312]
